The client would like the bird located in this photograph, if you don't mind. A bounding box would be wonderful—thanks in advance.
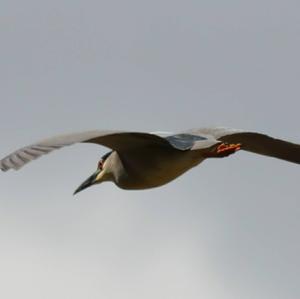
[0,127,299,194]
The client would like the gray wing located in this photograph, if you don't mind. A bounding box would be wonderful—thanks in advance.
[187,127,300,164]
[0,130,176,172]
[165,133,220,151]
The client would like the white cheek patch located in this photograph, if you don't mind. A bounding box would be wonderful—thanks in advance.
[95,170,105,181]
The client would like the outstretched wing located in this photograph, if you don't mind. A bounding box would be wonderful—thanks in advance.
[187,127,300,164]
[0,130,176,172]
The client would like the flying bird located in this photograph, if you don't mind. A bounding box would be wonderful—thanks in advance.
[0,127,299,194]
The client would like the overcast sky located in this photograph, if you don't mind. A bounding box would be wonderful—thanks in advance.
[0,1,299,298]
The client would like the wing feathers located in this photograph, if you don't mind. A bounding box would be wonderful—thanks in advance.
[219,132,300,164]
[1,127,299,172]
[189,127,300,164]
[0,131,173,172]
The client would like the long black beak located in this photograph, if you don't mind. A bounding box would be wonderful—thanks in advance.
[73,170,101,195]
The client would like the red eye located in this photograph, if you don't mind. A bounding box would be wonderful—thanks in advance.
[97,160,104,169]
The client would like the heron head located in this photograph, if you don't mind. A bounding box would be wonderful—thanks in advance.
[73,151,113,195]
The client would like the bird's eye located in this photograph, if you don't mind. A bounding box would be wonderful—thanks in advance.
[97,160,104,170]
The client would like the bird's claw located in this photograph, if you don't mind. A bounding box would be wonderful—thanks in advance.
[217,143,241,154]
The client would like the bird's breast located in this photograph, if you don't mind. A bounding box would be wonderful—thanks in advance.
[114,149,204,190]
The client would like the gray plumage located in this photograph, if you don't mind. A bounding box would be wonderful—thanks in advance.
[0,127,299,192]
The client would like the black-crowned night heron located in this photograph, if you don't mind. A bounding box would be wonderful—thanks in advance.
[0,127,299,194]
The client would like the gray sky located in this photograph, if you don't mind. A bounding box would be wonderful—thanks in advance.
[0,1,299,298]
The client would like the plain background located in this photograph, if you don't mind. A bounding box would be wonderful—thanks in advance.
[0,1,299,298]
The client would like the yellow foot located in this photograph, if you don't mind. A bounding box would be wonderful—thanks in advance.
[217,143,241,155]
